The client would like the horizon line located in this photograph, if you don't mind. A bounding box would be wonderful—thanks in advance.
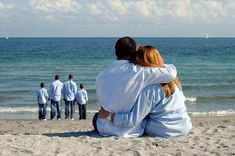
[1,36,235,38]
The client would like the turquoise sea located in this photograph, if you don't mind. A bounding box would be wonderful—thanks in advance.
[0,37,235,119]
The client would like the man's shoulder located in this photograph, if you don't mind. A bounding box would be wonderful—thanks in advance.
[97,61,134,76]
[77,90,82,94]
[63,81,69,85]
[58,81,63,86]
[82,89,87,94]
[42,88,47,92]
[71,80,77,86]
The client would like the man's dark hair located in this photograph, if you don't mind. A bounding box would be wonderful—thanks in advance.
[115,36,137,59]
[69,74,73,80]
[40,82,45,88]
[55,75,60,80]
[80,84,84,89]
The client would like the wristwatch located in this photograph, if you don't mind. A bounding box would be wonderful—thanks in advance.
[108,112,113,120]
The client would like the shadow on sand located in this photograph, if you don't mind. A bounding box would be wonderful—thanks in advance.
[43,130,101,138]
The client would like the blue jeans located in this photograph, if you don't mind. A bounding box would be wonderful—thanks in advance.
[64,99,75,119]
[50,99,61,120]
[38,103,47,120]
[78,103,87,119]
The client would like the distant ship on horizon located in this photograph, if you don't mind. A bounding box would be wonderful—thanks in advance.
[206,34,209,39]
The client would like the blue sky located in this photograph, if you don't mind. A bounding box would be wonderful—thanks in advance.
[0,0,234,37]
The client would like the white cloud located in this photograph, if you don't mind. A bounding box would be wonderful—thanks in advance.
[89,3,102,15]
[87,1,126,22]
[3,0,235,37]
[30,0,81,13]
[126,0,229,23]
[27,0,235,24]
[42,15,57,22]
[0,2,15,10]
[106,0,127,15]
[104,14,119,22]
[135,1,151,17]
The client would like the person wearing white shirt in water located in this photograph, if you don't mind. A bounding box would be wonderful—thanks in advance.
[63,74,77,120]
[93,36,177,137]
[49,75,63,120]
[36,82,48,120]
[76,84,88,119]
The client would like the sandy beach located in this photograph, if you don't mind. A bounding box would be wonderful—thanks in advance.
[0,115,234,156]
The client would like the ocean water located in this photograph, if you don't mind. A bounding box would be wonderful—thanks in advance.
[0,37,235,119]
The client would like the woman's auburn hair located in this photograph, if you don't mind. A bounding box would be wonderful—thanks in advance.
[132,46,182,97]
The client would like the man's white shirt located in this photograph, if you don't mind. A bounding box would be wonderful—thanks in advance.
[63,80,77,101]
[96,60,177,137]
[76,89,88,104]
[49,80,63,101]
[37,88,48,104]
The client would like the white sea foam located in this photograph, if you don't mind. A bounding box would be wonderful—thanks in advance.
[0,107,98,113]
[188,109,235,116]
[185,97,197,102]
[0,107,38,113]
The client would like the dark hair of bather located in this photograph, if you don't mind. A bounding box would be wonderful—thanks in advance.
[69,74,73,80]
[55,75,60,80]
[40,82,45,88]
[115,36,137,59]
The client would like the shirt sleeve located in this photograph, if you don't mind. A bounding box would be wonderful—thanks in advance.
[143,64,177,87]
[85,90,88,102]
[113,85,162,127]
[62,83,66,97]
[73,83,77,96]
[49,84,53,99]
[45,90,48,97]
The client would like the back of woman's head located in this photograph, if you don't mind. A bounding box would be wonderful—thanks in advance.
[132,46,164,68]
[132,45,182,97]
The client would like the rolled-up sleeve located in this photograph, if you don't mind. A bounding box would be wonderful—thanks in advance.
[143,64,177,86]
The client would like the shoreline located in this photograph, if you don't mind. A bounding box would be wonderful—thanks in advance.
[1,111,235,120]
[0,115,235,155]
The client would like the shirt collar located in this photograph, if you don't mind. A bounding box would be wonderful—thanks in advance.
[112,60,130,65]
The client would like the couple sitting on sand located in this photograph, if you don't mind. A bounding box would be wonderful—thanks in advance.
[93,36,192,137]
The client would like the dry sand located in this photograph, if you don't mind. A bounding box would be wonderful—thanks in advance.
[0,115,235,156]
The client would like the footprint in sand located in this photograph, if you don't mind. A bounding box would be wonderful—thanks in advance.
[217,125,227,128]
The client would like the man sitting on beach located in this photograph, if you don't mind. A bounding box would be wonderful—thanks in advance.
[94,36,177,137]
[49,75,63,120]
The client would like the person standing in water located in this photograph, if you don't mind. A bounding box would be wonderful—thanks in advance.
[63,74,77,120]
[36,82,48,120]
[76,84,88,119]
[49,75,63,120]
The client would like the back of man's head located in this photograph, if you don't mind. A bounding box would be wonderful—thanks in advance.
[115,36,137,60]
[80,84,84,89]
[55,75,60,80]
[69,74,73,80]
[40,82,45,88]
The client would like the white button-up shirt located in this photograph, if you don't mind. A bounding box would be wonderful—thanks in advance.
[49,80,63,101]
[63,80,77,101]
[76,89,88,104]
[113,84,192,138]
[37,88,48,104]
[96,60,177,137]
